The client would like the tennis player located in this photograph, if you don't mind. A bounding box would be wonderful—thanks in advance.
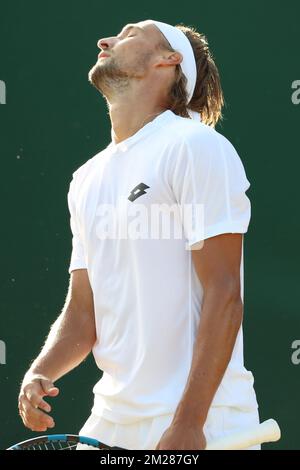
[18,19,260,450]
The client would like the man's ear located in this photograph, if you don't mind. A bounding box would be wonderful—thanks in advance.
[154,51,183,68]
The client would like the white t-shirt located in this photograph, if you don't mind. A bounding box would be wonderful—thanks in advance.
[67,110,258,424]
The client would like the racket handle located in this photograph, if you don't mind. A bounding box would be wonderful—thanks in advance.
[206,418,281,450]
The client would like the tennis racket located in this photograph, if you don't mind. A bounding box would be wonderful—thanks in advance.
[7,418,281,450]
[7,434,124,450]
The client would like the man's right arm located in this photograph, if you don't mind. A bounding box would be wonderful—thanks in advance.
[18,269,96,432]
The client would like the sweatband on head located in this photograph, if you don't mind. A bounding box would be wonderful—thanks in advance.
[148,19,201,122]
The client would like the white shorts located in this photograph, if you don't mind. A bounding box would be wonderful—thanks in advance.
[78,406,260,450]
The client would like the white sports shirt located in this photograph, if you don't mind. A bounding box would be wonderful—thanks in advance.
[67,110,258,424]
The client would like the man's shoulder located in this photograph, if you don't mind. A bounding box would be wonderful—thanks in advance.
[168,115,238,159]
[167,116,247,179]
[168,114,228,148]
[70,147,108,184]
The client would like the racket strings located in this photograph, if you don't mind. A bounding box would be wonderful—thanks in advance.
[10,435,123,450]
[25,441,96,450]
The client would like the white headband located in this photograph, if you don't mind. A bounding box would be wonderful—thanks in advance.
[149,20,201,122]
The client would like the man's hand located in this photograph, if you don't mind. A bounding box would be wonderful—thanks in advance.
[155,421,206,450]
[18,373,59,432]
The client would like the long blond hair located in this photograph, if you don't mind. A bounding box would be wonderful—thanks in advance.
[161,24,224,127]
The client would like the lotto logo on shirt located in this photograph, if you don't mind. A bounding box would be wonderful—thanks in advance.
[94,198,204,248]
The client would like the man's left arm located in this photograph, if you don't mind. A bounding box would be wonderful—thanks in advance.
[156,232,244,450]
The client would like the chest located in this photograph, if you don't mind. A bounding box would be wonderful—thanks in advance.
[75,150,177,243]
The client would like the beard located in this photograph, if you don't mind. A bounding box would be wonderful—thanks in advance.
[88,50,155,98]
[88,56,130,97]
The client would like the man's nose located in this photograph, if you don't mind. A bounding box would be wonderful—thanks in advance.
[97,37,117,50]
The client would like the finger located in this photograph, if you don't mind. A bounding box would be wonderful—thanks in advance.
[37,398,51,413]
[21,395,55,429]
[20,391,51,413]
[19,394,52,424]
[18,393,26,412]
[24,417,47,433]
[21,413,33,430]
[24,408,55,430]
[24,382,45,407]
[21,409,47,432]
[47,387,59,397]
[40,379,59,397]
[19,407,45,432]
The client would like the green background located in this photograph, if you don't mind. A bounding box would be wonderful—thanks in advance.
[0,0,299,450]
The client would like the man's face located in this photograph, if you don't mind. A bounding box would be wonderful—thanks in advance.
[88,21,165,96]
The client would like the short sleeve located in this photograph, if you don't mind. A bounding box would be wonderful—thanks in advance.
[171,128,251,248]
[67,177,87,273]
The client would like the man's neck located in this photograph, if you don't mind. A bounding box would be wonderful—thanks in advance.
[109,100,167,144]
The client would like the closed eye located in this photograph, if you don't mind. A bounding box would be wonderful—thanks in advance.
[117,24,141,39]
[117,34,135,40]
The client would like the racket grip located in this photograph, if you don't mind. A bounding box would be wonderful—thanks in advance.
[206,418,281,450]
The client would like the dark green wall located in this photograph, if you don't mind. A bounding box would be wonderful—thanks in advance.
[0,0,299,450]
